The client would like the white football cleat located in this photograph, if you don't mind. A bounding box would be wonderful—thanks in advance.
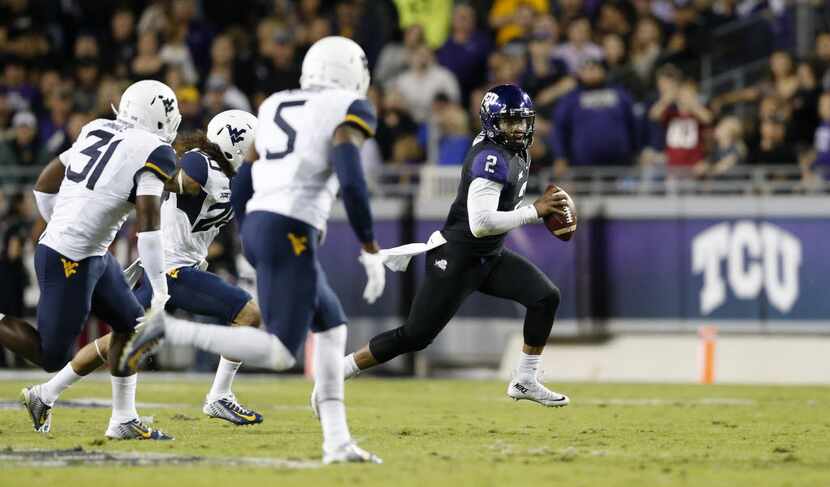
[507,377,570,407]
[323,440,383,465]
[105,418,173,440]
[20,385,52,433]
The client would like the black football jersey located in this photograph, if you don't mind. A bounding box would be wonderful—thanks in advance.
[441,135,531,256]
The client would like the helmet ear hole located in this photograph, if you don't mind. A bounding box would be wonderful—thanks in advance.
[158,122,163,130]
[224,151,233,161]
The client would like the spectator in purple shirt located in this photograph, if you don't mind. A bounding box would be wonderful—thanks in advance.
[801,92,830,183]
[436,4,491,104]
[1,57,37,113]
[551,59,638,177]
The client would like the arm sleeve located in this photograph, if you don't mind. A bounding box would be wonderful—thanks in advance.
[343,98,378,138]
[178,151,208,186]
[467,178,538,238]
[230,162,254,230]
[332,142,374,243]
[135,171,167,299]
[33,190,57,222]
[137,229,168,301]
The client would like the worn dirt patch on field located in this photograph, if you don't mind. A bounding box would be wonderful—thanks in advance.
[0,447,319,469]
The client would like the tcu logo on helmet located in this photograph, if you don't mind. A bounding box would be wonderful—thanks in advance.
[482,92,499,110]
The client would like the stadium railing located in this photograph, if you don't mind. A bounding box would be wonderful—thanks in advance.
[0,163,822,201]
[377,164,822,200]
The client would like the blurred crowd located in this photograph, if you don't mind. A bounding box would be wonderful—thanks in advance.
[2,0,830,190]
[1,0,830,366]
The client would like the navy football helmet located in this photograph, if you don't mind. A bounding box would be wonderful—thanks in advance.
[479,84,535,151]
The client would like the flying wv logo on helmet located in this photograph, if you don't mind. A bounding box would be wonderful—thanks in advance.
[150,94,175,115]
[225,125,246,145]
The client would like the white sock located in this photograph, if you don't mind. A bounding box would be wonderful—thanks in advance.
[39,363,83,405]
[207,357,242,401]
[344,353,360,380]
[110,374,139,424]
[516,352,541,382]
[164,316,295,370]
[314,325,351,452]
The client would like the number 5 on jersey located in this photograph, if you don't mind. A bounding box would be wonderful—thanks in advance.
[265,100,307,160]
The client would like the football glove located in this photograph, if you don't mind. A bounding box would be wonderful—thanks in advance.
[358,250,386,304]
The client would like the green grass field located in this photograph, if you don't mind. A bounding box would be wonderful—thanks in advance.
[0,376,828,486]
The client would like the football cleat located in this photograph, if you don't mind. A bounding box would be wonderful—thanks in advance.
[203,394,263,425]
[323,441,383,465]
[20,385,52,433]
[117,307,165,375]
[105,418,173,440]
[507,377,570,407]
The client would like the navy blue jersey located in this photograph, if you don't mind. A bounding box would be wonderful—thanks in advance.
[441,135,531,255]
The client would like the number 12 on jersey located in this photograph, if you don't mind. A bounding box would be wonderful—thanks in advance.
[265,100,307,160]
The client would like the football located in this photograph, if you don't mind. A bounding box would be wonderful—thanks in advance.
[543,185,577,241]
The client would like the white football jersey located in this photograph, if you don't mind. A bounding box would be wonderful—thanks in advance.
[162,149,233,271]
[41,118,176,261]
[247,88,376,232]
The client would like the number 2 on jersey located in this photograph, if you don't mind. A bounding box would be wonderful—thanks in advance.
[484,154,498,174]
[67,129,123,190]
[265,100,307,160]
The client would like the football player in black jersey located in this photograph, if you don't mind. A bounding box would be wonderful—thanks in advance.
[330,85,572,407]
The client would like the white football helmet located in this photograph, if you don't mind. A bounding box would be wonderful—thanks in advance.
[207,109,258,171]
[300,36,370,96]
[114,80,182,143]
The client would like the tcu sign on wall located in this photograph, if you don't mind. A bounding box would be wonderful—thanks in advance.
[692,221,802,315]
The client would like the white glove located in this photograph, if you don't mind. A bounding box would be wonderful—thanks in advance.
[123,258,144,288]
[358,250,386,304]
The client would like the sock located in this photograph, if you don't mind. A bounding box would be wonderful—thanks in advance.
[164,316,295,370]
[314,325,351,452]
[110,374,139,424]
[344,353,360,380]
[40,363,83,405]
[516,351,541,382]
[207,357,242,401]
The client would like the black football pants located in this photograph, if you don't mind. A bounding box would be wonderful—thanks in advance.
[369,242,560,364]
